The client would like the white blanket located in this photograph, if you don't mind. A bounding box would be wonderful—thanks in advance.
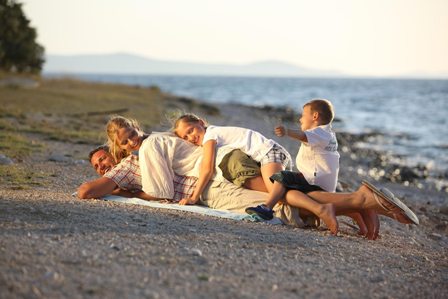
[102,195,283,224]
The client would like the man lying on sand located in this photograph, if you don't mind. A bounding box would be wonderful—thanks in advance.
[78,116,418,240]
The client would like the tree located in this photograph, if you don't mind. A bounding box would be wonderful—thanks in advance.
[0,0,45,73]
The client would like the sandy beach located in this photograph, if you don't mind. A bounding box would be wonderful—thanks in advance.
[0,79,447,298]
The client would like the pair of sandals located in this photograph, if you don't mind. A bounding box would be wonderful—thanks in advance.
[362,180,419,225]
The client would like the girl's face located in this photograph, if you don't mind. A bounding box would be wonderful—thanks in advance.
[299,105,317,131]
[176,120,206,146]
[116,126,143,152]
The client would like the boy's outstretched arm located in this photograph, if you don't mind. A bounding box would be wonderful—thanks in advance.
[179,140,217,205]
[274,126,308,143]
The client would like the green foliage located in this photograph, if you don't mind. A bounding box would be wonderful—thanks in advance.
[0,0,45,73]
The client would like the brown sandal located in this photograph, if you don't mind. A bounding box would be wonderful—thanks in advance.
[362,180,419,225]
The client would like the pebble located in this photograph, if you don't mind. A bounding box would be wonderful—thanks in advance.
[429,233,442,240]
[190,248,202,256]
[0,154,14,165]
[48,154,71,162]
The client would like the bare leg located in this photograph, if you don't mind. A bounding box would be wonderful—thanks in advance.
[260,162,284,192]
[284,190,338,235]
[306,185,411,224]
[243,176,268,192]
[244,176,379,238]
[263,182,288,209]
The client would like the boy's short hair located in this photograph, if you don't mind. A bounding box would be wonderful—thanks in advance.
[88,145,110,162]
[303,99,334,125]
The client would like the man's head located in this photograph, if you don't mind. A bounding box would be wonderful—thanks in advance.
[300,99,334,131]
[89,145,116,176]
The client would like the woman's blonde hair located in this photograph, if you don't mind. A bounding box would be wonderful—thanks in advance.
[106,115,141,162]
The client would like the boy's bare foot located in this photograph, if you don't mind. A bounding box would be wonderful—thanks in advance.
[319,203,338,236]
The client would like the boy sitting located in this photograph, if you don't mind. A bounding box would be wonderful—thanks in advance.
[245,99,340,231]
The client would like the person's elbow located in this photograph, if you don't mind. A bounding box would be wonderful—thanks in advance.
[77,183,94,199]
[202,168,215,180]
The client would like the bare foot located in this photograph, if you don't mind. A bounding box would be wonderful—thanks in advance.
[346,212,368,236]
[361,209,380,240]
[319,203,338,236]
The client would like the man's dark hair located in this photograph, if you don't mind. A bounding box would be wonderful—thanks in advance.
[88,145,109,162]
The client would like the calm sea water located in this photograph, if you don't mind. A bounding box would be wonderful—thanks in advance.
[50,74,448,174]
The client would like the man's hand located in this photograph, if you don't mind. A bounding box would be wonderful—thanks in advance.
[179,197,199,205]
[274,126,287,137]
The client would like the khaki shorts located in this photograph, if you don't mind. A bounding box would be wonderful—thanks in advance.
[219,149,261,187]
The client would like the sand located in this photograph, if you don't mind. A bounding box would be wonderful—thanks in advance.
[1,96,447,299]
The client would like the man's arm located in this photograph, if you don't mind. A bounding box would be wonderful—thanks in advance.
[78,177,166,201]
[77,177,118,199]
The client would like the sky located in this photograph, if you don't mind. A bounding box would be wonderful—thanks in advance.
[21,0,448,77]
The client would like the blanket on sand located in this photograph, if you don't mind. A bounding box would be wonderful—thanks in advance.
[73,193,283,224]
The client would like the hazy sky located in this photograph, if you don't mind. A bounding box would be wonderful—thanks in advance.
[22,0,448,77]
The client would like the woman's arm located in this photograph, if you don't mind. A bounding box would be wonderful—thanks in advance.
[179,140,216,205]
[133,190,168,202]
[110,188,169,202]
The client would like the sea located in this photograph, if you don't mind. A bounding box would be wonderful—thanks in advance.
[47,73,448,180]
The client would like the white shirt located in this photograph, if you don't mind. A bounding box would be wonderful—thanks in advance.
[202,125,277,163]
[139,132,202,198]
[296,124,340,192]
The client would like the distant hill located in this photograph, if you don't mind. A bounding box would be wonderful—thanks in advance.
[44,53,343,77]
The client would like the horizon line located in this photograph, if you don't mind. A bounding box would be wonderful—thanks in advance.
[44,52,448,79]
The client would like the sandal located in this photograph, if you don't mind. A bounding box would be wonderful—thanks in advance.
[362,180,419,225]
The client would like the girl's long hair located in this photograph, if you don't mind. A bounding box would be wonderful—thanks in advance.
[106,115,141,162]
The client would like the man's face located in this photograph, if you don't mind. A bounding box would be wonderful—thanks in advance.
[90,150,116,176]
